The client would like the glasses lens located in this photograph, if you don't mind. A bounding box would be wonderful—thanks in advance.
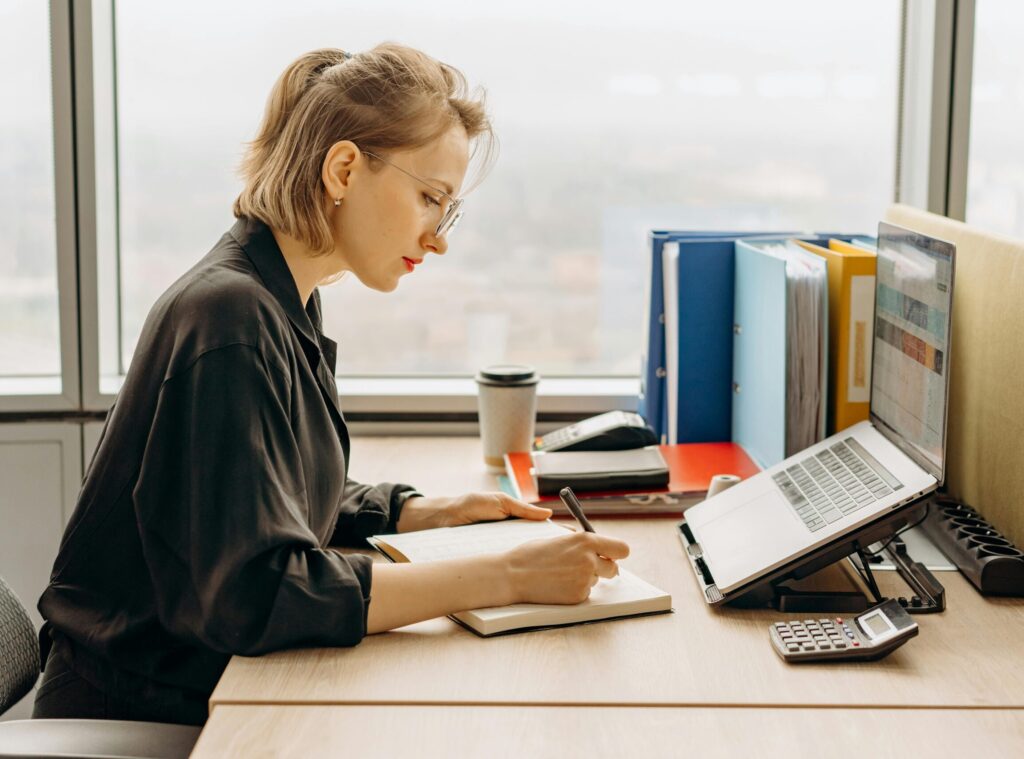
[437,200,464,238]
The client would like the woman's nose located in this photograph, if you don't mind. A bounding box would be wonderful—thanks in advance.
[423,230,448,256]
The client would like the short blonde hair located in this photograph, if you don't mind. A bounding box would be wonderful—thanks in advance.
[234,44,495,255]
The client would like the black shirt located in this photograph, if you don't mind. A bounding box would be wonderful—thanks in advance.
[39,217,415,706]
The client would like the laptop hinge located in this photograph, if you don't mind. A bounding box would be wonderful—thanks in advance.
[678,519,718,596]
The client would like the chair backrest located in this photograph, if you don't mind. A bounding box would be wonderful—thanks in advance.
[0,576,40,715]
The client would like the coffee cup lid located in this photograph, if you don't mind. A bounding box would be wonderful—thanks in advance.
[476,365,538,386]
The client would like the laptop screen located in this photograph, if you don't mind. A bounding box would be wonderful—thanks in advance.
[869,222,955,483]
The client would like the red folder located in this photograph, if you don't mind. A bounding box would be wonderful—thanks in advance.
[504,443,760,516]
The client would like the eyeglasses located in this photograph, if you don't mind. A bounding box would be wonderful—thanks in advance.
[362,151,464,238]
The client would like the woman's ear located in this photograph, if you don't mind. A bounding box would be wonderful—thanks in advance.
[322,140,360,202]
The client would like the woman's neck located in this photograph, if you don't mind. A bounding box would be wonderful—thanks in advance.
[270,226,337,306]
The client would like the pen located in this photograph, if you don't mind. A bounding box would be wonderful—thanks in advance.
[559,487,595,533]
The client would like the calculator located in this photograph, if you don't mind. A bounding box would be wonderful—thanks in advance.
[532,411,658,452]
[769,598,919,663]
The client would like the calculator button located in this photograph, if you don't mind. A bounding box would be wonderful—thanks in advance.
[818,643,832,650]
[852,641,860,647]
[787,644,799,652]
[801,644,815,651]
[834,642,847,649]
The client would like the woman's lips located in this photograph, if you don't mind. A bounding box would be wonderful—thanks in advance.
[402,257,422,272]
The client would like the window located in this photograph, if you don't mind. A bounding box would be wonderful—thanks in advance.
[0,0,60,394]
[966,1,1024,239]
[102,0,899,391]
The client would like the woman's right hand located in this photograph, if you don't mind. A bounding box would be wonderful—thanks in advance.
[503,531,631,605]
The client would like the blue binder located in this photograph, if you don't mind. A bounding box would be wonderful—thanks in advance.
[638,232,782,444]
[673,239,740,444]
[732,238,834,468]
[639,230,759,442]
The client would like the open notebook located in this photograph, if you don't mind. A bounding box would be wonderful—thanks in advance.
[368,520,672,636]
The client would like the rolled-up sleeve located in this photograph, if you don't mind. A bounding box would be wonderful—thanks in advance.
[329,479,419,546]
[133,343,372,655]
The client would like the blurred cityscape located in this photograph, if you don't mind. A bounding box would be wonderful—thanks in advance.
[3,1,1021,383]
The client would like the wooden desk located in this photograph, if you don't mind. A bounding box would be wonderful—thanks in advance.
[210,437,1024,710]
[192,705,1024,759]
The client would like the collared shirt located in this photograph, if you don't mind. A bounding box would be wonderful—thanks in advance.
[39,217,416,703]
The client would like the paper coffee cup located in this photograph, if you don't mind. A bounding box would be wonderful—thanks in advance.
[476,365,539,470]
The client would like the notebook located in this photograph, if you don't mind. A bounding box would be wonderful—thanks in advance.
[531,447,670,495]
[368,519,672,636]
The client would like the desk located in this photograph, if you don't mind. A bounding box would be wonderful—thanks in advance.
[201,437,1024,754]
[191,705,1024,758]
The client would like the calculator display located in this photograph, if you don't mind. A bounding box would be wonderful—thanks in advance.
[861,612,892,638]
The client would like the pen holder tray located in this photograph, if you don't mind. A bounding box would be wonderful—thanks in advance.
[919,496,1024,596]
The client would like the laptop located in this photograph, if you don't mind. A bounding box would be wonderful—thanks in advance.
[681,222,956,604]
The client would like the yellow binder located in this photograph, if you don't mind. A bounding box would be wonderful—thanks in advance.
[794,239,876,434]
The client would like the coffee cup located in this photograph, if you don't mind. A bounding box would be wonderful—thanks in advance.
[475,365,539,470]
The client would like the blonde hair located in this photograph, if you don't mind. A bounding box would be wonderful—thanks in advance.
[234,44,495,255]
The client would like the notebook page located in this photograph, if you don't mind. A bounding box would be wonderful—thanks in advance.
[370,519,572,563]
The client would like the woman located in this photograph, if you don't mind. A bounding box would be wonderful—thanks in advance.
[33,44,628,726]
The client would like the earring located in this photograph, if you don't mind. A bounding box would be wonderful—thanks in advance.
[334,198,342,207]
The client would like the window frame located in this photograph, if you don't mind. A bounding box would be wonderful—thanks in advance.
[0,0,81,413]
[895,0,975,220]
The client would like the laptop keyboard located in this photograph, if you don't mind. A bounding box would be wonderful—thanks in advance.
[772,438,904,532]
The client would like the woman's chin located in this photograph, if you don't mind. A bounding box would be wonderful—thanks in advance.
[349,269,401,293]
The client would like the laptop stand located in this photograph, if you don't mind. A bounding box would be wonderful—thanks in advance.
[730,538,944,614]
[681,497,946,614]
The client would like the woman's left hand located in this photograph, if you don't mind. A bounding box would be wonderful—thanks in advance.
[395,492,552,533]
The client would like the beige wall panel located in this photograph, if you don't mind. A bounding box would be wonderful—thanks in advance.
[885,204,1024,547]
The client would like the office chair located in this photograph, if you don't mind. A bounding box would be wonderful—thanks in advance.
[0,576,201,759]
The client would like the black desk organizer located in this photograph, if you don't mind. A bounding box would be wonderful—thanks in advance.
[919,496,1024,595]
